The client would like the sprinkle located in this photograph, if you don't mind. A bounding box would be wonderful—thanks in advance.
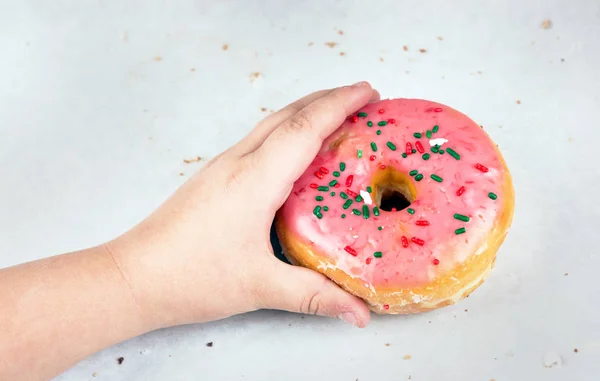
[378,109,385,114]
[314,171,324,179]
[434,107,443,112]
[379,164,386,170]
[454,213,470,222]
[455,227,466,235]
[411,237,425,246]
[366,186,372,192]
[341,214,346,218]
[439,150,445,154]
[374,251,383,258]
[315,196,324,201]
[432,258,440,265]
[313,205,322,216]
[446,147,460,160]
[475,163,489,172]
[352,208,361,215]
[388,118,396,124]
[422,153,431,161]
[401,236,409,247]
[330,192,336,196]
[357,150,362,158]
[409,170,418,176]
[317,186,329,191]
[334,183,340,188]
[416,220,430,226]
[370,155,376,161]
[365,257,372,264]
[391,208,397,212]
[358,112,368,117]
[402,153,407,158]
[340,162,346,171]
[370,142,378,152]
[340,192,348,199]
[413,132,422,138]
[329,180,338,187]
[407,208,415,214]
[383,304,390,310]
[426,130,432,138]
[367,121,373,127]
[333,171,340,177]
[356,195,363,202]
[415,174,424,181]
[362,205,370,219]
[415,141,425,153]
[432,125,439,133]
[351,115,358,123]
[378,226,383,230]
[386,142,397,151]
[342,199,352,209]
[431,174,443,182]
[344,246,358,256]
[377,121,387,126]
[376,130,382,135]
[406,142,413,155]
[431,145,439,153]
[346,189,358,197]
[456,186,466,196]
[310,183,318,189]
[488,192,498,200]
[412,149,416,153]
[345,175,354,187]
[373,206,380,216]
[323,206,329,211]
[319,167,329,174]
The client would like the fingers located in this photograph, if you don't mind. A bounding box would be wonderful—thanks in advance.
[249,82,374,194]
[255,261,371,327]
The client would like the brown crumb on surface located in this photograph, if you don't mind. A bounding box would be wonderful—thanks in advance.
[438,36,443,40]
[338,30,344,35]
[404,354,412,360]
[206,342,213,347]
[385,343,391,347]
[561,58,565,62]
[324,42,338,48]
[222,44,229,51]
[516,100,521,104]
[408,376,411,380]
[419,48,427,53]
[190,68,196,72]
[117,357,124,365]
[339,52,345,56]
[574,348,579,353]
[403,45,408,51]
[179,172,184,176]
[154,56,162,62]
[541,19,553,29]
[249,72,261,83]
[92,372,98,377]
[564,272,569,275]
[260,107,267,112]
[183,156,202,164]
[380,57,384,62]
[478,71,482,74]
[308,42,314,46]
[465,309,468,312]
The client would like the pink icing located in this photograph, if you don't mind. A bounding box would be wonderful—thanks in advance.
[279,99,508,288]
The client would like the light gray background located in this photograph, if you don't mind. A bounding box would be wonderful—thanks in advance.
[1,0,599,380]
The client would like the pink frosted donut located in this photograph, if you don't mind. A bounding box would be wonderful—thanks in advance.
[275,99,514,314]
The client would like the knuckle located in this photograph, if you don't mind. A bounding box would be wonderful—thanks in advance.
[287,109,314,134]
[299,276,329,315]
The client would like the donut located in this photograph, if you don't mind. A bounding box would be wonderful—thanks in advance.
[275,98,514,314]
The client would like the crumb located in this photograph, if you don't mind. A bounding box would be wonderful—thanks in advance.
[516,100,521,104]
[324,42,338,48]
[408,376,411,380]
[154,56,162,62]
[92,372,98,377]
[405,71,410,74]
[338,30,344,35]
[561,58,565,62]
[419,48,427,53]
[403,45,408,51]
[564,272,569,275]
[206,342,213,347]
[385,343,391,347]
[121,31,128,42]
[190,68,196,72]
[339,52,345,56]
[428,320,431,323]
[183,156,202,164]
[491,379,496,381]
[308,42,314,46]
[301,316,305,319]
[380,57,384,62]
[260,107,267,112]
[117,357,124,365]
[438,36,443,40]
[404,354,412,360]
[288,323,291,327]
[269,109,275,113]
[222,44,228,51]
[541,19,553,29]
[478,71,482,74]
[574,348,579,353]
[465,309,468,312]
[179,172,184,176]
[249,72,261,83]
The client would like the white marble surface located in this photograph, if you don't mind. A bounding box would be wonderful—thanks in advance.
[1,0,599,380]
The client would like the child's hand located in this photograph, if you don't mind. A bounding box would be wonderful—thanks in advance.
[109,82,379,329]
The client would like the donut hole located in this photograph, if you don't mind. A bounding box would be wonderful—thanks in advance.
[373,168,417,212]
[378,188,412,211]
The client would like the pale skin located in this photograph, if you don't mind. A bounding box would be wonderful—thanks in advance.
[0,82,380,381]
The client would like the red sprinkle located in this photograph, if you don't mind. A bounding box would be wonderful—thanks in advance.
[416,220,430,226]
[369,155,376,161]
[319,166,329,174]
[383,304,390,310]
[351,115,358,123]
[434,107,443,112]
[345,175,354,187]
[406,142,413,155]
[299,188,305,193]
[379,164,386,170]
[344,245,358,256]
[415,141,425,153]
[456,186,466,196]
[334,183,341,188]
[411,237,425,246]
[310,183,318,189]
[366,257,372,265]
[346,189,358,198]
[391,207,397,212]
[387,118,396,124]
[314,171,324,179]
[378,109,385,114]
[432,258,440,265]
[401,236,409,247]
[475,163,489,172]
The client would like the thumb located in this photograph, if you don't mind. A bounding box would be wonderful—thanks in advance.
[257,262,371,327]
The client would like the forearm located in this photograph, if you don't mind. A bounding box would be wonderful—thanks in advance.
[0,245,151,381]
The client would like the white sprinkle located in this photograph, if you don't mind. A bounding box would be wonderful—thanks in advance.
[360,190,372,205]
[429,138,448,147]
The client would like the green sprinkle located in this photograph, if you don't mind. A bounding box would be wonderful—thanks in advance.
[439,149,445,154]
[357,150,362,158]
[367,121,373,127]
[454,213,470,222]
[317,186,329,191]
[330,192,336,197]
[407,208,415,214]
[488,192,498,200]
[415,174,424,181]
[455,227,466,235]
[366,186,373,193]
[323,206,329,211]
[378,121,387,126]
[315,213,322,219]
[342,199,353,209]
[402,153,408,158]
[376,130,382,135]
[355,195,363,202]
[340,162,346,171]
[431,145,439,153]
[431,174,443,182]
[315,196,324,201]
[340,192,348,199]
[370,142,378,152]
[432,125,439,133]
[373,206,380,216]
[341,214,346,218]
[352,208,361,216]
[409,170,418,176]
[426,130,432,138]
[422,153,431,161]
[329,180,338,187]
[412,149,417,154]
[386,142,396,151]
[413,132,422,138]
[374,251,383,258]
[377,226,383,231]
[358,112,368,117]
[313,205,322,216]
[333,171,341,177]
[362,205,370,219]
[445,147,460,160]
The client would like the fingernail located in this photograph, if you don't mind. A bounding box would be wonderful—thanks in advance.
[339,311,359,326]
[351,81,369,88]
